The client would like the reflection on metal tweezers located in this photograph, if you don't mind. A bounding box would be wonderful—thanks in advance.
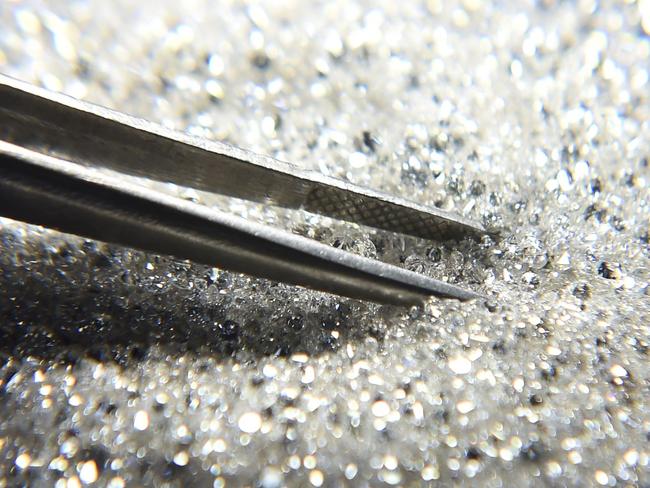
[0,74,485,305]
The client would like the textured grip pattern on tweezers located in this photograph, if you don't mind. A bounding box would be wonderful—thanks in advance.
[304,186,472,241]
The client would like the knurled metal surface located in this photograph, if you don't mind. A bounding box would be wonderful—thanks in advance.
[304,186,465,240]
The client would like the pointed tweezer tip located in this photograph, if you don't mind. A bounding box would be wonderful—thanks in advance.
[414,280,486,305]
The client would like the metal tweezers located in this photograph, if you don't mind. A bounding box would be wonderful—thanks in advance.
[0,74,485,305]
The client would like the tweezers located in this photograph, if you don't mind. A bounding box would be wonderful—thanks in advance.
[0,73,485,305]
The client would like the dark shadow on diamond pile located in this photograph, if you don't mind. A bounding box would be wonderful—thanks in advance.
[0,225,410,366]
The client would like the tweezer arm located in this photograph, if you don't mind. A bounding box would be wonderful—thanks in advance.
[0,73,484,241]
[0,141,481,305]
